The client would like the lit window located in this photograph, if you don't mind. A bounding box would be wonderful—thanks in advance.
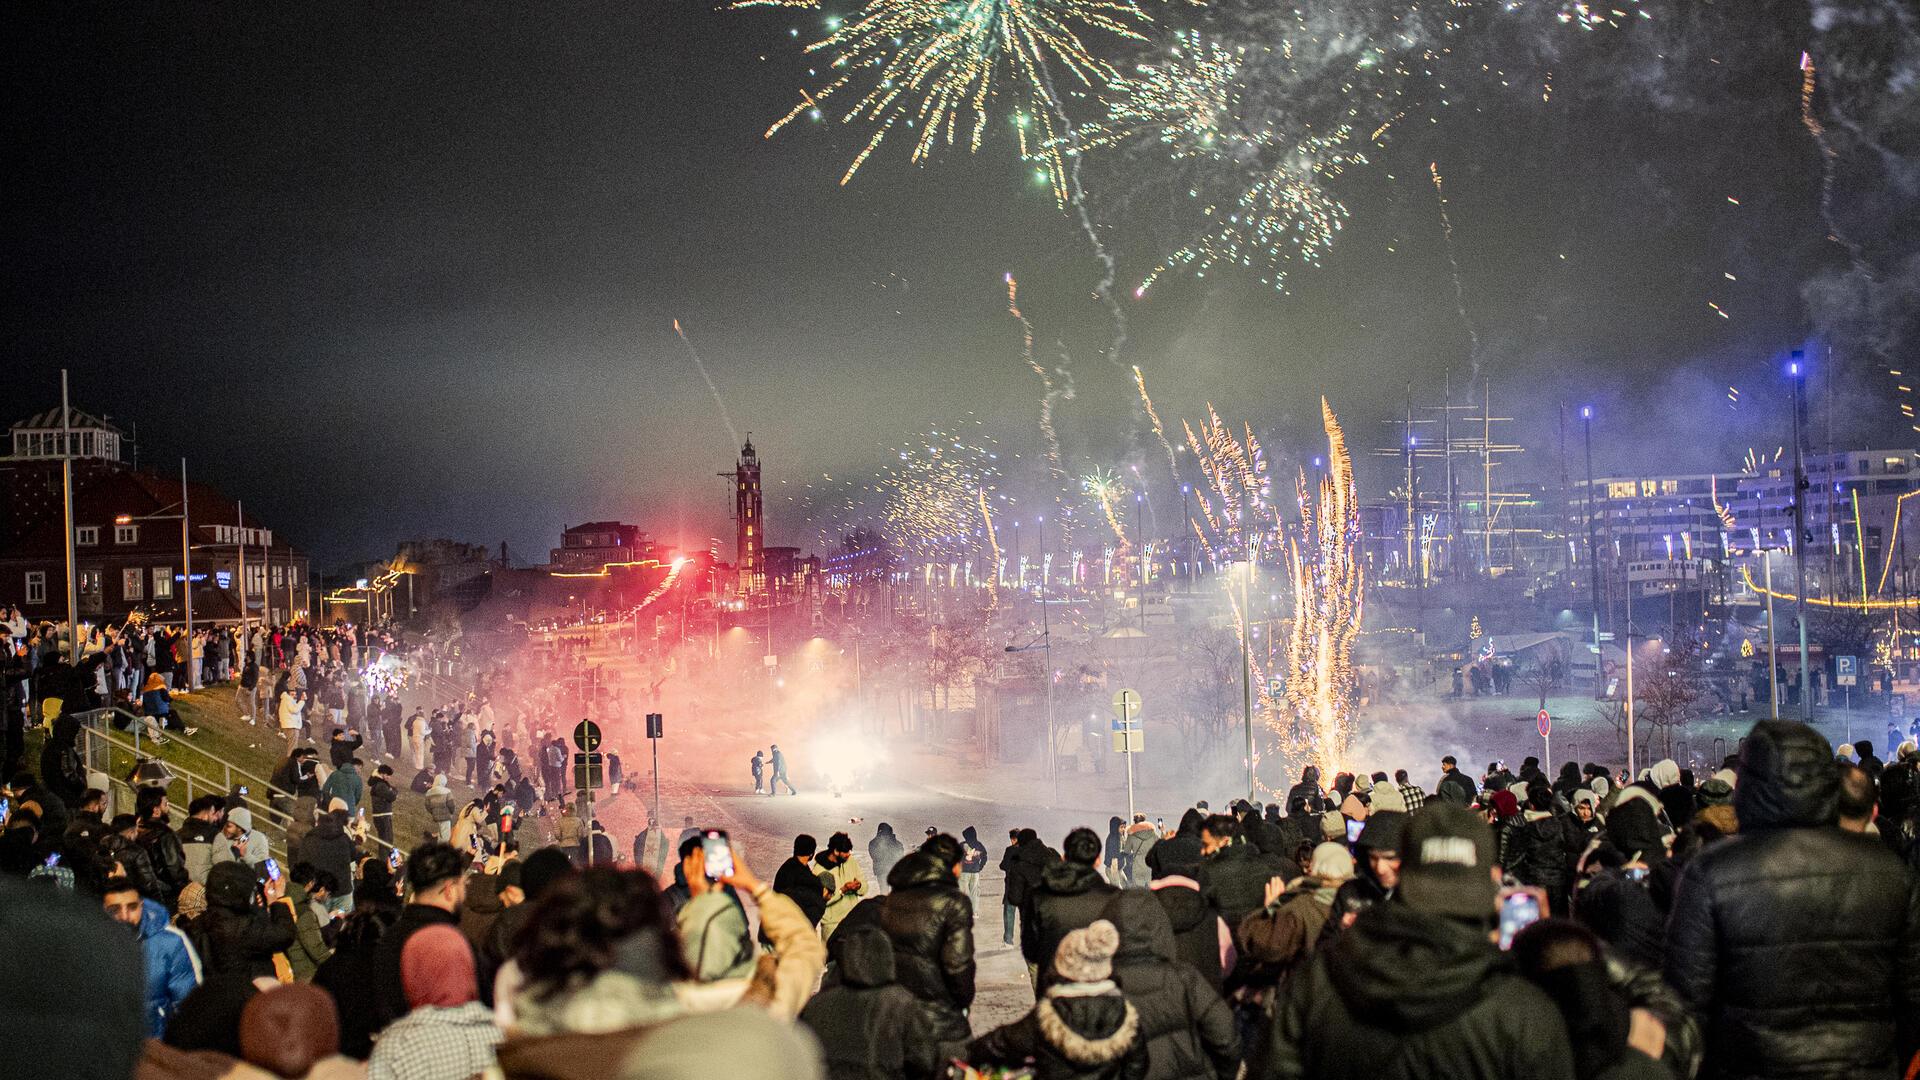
[122,568,144,601]
[78,570,102,597]
[24,572,45,605]
[153,567,173,599]
[75,526,99,546]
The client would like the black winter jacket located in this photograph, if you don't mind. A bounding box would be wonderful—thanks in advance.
[1026,861,1119,970]
[1145,809,1205,880]
[1004,839,1060,909]
[1103,890,1238,1080]
[1503,811,1575,911]
[1664,718,1920,1079]
[880,851,977,1011]
[773,855,829,926]
[301,817,358,894]
[1250,900,1575,1079]
[799,925,946,1080]
[198,902,297,981]
[1153,882,1226,991]
[137,819,190,907]
[1196,841,1296,936]
[970,989,1148,1080]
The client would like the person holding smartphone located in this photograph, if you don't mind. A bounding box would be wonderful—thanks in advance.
[813,831,865,942]
[1249,804,1574,1078]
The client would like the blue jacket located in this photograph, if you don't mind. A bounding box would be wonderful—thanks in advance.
[141,687,172,717]
[137,898,200,1037]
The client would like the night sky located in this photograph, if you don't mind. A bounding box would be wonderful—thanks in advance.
[7,0,1915,566]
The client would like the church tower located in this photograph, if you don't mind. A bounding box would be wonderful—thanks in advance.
[734,436,763,593]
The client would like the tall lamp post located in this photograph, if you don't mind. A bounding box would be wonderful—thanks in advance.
[116,457,195,680]
[1788,353,1812,722]
[1582,406,1603,698]
[1007,515,1058,806]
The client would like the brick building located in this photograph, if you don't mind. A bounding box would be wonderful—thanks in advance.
[0,407,310,626]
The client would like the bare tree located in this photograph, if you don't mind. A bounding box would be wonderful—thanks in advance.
[1635,629,1713,763]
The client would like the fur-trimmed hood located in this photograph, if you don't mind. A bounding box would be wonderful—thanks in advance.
[1036,985,1141,1066]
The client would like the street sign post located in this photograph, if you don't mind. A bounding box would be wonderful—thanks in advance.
[646,713,664,873]
[1537,708,1551,768]
[573,719,604,864]
[1111,688,1142,821]
[1836,657,1858,742]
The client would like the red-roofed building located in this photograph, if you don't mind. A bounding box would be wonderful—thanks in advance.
[0,407,310,625]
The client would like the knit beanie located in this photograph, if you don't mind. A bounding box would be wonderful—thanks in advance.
[1053,919,1120,983]
[1697,778,1734,807]
[228,807,254,833]
[1319,812,1346,841]
[1309,841,1356,881]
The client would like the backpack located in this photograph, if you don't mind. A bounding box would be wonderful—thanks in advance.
[411,768,434,795]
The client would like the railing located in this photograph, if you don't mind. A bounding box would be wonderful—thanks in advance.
[73,706,401,861]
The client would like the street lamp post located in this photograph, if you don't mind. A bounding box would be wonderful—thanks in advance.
[1788,353,1812,722]
[1583,407,1603,699]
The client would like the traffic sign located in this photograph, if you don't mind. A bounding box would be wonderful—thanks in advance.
[1836,655,1858,687]
[645,712,664,739]
[1110,729,1144,753]
[573,718,603,753]
[1111,688,1142,719]
[573,751,604,790]
[1537,709,1551,738]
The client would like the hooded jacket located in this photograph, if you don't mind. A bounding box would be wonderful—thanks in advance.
[1004,837,1060,909]
[1250,900,1574,1079]
[1197,840,1298,936]
[970,983,1146,1080]
[198,863,296,981]
[1664,719,1920,1080]
[1102,890,1238,1080]
[1026,860,1120,969]
[867,826,906,887]
[282,879,333,982]
[1144,810,1205,881]
[799,925,944,1080]
[319,762,362,813]
[879,850,976,1011]
[1149,879,1227,991]
[136,897,202,1037]
[301,816,357,895]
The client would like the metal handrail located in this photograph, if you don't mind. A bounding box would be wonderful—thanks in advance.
[81,705,293,805]
[73,707,402,860]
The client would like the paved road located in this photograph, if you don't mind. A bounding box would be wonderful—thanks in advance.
[588,768,1116,1032]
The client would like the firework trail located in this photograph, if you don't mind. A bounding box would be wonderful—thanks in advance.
[1007,274,1070,483]
[978,487,1002,608]
[1133,365,1180,479]
[1429,162,1481,375]
[671,319,742,447]
[1032,58,1131,368]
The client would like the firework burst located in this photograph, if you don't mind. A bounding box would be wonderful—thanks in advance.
[762,0,1151,201]
[1281,398,1365,771]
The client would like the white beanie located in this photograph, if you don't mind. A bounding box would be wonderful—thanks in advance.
[1309,841,1356,881]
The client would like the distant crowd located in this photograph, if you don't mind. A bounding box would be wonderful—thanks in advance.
[2,691,1917,1079]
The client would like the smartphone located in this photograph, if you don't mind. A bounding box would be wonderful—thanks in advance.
[0,798,10,820]
[1623,865,1649,883]
[387,849,402,871]
[1497,890,1543,950]
[701,829,735,880]
[1345,818,1365,844]
[237,786,249,796]
[264,857,282,882]
[43,852,61,869]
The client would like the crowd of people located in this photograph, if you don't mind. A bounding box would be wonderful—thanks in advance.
[2,706,1916,1079]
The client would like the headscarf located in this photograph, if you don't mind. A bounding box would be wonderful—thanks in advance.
[177,881,208,920]
[402,924,478,1009]
[240,984,340,1078]
[1490,789,1522,821]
